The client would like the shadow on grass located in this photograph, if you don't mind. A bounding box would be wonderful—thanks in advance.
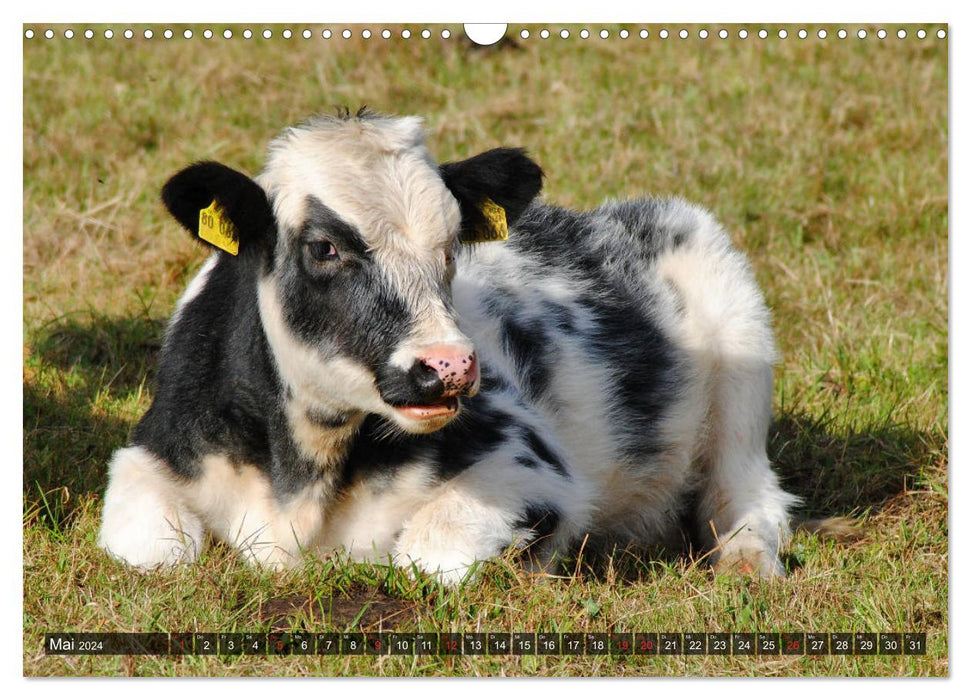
[23,313,165,528]
[770,411,941,518]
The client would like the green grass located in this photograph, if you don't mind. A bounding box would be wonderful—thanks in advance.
[23,23,948,677]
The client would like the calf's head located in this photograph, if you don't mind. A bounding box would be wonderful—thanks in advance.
[161,112,542,434]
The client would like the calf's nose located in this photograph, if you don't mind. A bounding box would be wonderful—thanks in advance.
[412,346,479,398]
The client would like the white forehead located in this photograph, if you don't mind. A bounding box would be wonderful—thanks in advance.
[256,114,461,249]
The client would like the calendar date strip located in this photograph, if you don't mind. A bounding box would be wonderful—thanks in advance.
[44,631,926,656]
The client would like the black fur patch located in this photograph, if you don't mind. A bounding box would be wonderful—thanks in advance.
[306,406,352,429]
[337,391,518,489]
[430,393,515,479]
[499,315,552,402]
[580,290,681,459]
[540,300,578,335]
[504,204,601,275]
[479,365,514,394]
[338,415,428,490]
[515,454,539,470]
[132,252,279,479]
[277,196,415,372]
[299,197,370,259]
[135,184,356,498]
[513,503,562,547]
[521,427,569,478]
[594,198,695,258]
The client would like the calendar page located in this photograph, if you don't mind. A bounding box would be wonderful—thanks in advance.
[22,14,948,679]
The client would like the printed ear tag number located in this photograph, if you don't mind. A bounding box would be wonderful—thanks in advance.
[198,200,239,255]
[463,197,508,244]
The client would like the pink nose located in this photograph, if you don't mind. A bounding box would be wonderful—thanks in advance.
[417,346,479,396]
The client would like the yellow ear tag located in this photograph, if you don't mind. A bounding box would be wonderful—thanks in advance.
[198,200,239,256]
[463,197,509,244]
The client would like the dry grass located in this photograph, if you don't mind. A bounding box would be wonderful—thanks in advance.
[23,23,947,677]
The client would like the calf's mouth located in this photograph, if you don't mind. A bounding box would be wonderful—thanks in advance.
[393,396,460,421]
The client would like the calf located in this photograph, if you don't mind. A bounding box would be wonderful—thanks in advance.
[98,110,798,582]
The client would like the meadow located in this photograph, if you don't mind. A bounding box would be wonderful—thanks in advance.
[22,23,948,676]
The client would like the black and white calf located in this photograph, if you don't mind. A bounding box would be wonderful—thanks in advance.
[98,110,798,582]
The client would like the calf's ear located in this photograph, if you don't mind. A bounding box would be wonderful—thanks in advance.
[440,148,543,243]
[161,161,276,255]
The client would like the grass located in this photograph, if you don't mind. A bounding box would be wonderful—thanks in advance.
[22,23,948,677]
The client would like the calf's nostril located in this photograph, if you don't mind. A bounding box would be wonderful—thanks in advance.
[409,359,445,395]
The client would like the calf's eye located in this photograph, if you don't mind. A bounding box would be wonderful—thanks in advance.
[307,240,339,264]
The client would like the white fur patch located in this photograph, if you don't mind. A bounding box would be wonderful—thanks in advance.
[649,203,795,575]
[185,455,330,567]
[256,115,461,252]
[97,446,204,569]
[98,447,334,570]
[390,450,591,584]
[169,252,219,325]
[317,462,437,562]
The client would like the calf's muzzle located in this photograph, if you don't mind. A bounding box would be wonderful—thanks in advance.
[378,344,479,411]
[411,346,479,399]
